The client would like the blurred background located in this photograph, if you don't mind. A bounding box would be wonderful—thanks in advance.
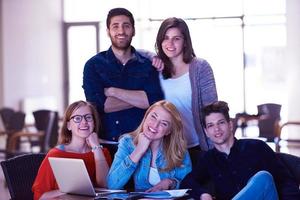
[0,0,300,150]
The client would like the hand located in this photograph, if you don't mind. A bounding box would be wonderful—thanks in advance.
[146,179,173,192]
[200,193,214,200]
[152,56,164,72]
[104,87,117,97]
[135,132,151,154]
[129,132,151,163]
[86,132,100,148]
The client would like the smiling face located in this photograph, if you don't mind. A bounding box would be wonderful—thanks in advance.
[161,27,185,59]
[204,112,234,147]
[67,105,95,140]
[107,15,135,51]
[142,106,172,141]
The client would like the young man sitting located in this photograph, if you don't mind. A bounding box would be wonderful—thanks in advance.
[181,101,300,200]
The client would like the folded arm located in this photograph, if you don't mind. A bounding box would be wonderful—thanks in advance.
[104,87,149,113]
[104,96,134,113]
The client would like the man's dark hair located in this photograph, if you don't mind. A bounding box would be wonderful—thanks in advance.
[106,8,135,28]
[202,101,230,127]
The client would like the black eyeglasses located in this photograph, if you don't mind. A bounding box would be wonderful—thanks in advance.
[70,114,94,123]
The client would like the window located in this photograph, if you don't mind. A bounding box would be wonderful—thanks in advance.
[63,0,287,120]
[63,22,99,105]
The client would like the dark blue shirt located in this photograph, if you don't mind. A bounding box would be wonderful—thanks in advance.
[83,47,163,141]
[181,138,300,200]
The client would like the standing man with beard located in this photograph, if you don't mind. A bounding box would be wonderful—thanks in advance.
[83,8,163,143]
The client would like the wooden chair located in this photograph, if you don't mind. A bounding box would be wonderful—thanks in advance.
[6,110,59,157]
[277,152,300,185]
[257,103,282,142]
[0,110,26,159]
[0,107,15,130]
[275,121,300,152]
[33,110,59,152]
[0,153,46,200]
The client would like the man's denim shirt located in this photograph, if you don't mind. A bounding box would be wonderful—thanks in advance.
[107,134,192,191]
[83,47,164,141]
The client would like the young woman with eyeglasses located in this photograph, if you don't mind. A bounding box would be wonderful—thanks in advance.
[32,100,111,200]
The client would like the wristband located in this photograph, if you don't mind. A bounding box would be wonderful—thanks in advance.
[91,144,103,152]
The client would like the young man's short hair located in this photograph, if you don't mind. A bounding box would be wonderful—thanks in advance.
[106,7,135,28]
[202,101,230,127]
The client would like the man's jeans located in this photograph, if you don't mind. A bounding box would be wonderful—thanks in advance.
[233,171,279,200]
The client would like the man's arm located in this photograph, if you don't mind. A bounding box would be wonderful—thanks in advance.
[104,96,133,113]
[180,153,213,199]
[136,50,164,104]
[104,87,149,110]
[137,49,164,71]
[83,59,106,113]
[103,52,164,113]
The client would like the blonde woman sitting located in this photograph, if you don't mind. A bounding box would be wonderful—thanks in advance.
[107,100,191,191]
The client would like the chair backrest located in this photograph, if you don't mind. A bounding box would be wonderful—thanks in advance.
[0,109,25,132]
[33,110,59,152]
[7,111,26,132]
[257,103,281,118]
[0,153,46,200]
[0,110,26,159]
[276,152,300,185]
[257,103,281,141]
[0,107,15,130]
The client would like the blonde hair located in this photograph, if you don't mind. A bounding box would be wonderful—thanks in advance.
[129,100,187,171]
[59,100,100,144]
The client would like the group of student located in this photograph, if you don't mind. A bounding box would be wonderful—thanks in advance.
[31,7,300,200]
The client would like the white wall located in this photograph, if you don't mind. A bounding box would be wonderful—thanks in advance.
[0,0,299,122]
[0,0,64,114]
[0,0,3,107]
[287,0,300,121]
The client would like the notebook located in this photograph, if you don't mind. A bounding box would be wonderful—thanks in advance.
[48,157,125,197]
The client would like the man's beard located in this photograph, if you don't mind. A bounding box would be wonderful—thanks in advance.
[110,37,132,51]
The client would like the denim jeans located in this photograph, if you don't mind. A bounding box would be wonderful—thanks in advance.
[232,171,279,200]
